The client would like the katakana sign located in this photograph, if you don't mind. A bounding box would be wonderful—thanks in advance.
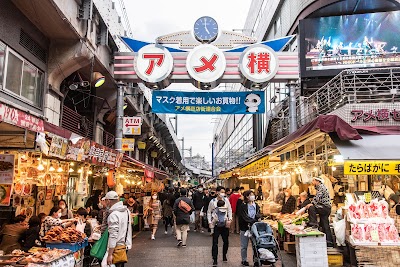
[134,44,174,87]
[152,90,265,114]
[351,109,400,122]
[344,160,400,175]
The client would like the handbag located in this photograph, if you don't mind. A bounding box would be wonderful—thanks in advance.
[112,211,130,264]
[90,228,109,260]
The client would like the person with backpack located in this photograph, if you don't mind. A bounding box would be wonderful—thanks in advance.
[173,188,195,248]
[207,186,232,266]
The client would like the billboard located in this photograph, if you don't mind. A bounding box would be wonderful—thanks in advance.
[300,11,400,77]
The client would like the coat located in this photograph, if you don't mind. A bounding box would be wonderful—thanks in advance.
[192,192,205,211]
[173,197,195,225]
[107,201,132,250]
[238,202,261,232]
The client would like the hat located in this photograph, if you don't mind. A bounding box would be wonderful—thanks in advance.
[313,177,324,183]
[104,191,119,200]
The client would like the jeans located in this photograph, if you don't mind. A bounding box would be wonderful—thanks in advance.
[194,210,202,230]
[212,226,229,260]
[308,205,333,243]
[176,224,189,245]
[164,216,173,232]
[240,230,250,262]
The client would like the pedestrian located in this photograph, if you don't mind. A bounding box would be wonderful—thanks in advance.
[225,188,232,198]
[229,187,241,234]
[97,194,110,234]
[173,188,195,248]
[162,194,174,234]
[193,185,205,232]
[238,190,261,267]
[203,188,215,234]
[306,177,333,247]
[102,191,132,267]
[144,192,162,240]
[207,186,232,266]
[281,188,296,214]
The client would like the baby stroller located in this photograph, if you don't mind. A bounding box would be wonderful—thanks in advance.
[250,222,284,267]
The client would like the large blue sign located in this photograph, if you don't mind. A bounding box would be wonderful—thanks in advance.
[152,90,265,114]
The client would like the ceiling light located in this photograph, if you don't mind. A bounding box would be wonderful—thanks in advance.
[57,166,63,172]
[78,168,83,173]
[37,164,45,171]
[49,164,55,172]
[70,162,74,166]
[93,72,105,87]
[69,168,74,173]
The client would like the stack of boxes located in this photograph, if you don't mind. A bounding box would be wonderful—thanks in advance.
[295,235,328,267]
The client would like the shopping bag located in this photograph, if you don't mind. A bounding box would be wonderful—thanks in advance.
[90,229,109,260]
[190,212,195,224]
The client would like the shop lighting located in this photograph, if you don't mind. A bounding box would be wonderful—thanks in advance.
[332,166,337,171]
[126,180,130,184]
[93,72,105,87]
[57,166,63,172]
[37,164,45,171]
[313,167,318,171]
[120,174,125,178]
[20,154,26,160]
[137,181,142,185]
[70,162,75,166]
[88,170,93,175]
[49,164,55,172]
[69,168,74,173]
[78,168,83,173]
[43,161,48,165]
[132,181,136,185]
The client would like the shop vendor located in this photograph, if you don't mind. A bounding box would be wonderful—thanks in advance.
[306,177,333,246]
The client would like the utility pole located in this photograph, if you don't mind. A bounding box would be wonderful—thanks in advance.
[287,81,298,134]
[115,81,125,151]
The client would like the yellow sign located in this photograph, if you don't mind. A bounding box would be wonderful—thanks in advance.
[122,138,135,151]
[241,156,269,177]
[219,171,232,180]
[344,160,400,175]
[364,192,371,203]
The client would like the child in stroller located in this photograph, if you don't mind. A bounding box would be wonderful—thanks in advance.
[250,222,284,267]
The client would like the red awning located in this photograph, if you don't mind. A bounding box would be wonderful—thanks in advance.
[353,126,400,135]
[43,121,73,139]
[265,115,362,153]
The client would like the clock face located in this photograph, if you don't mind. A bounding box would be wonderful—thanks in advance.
[194,16,218,43]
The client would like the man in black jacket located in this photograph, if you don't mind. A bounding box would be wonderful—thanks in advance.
[173,188,195,248]
[193,185,205,232]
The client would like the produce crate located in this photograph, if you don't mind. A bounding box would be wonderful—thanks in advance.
[46,238,88,253]
[355,245,400,266]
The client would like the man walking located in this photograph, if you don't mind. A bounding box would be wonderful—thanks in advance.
[193,185,205,232]
[229,187,241,234]
[208,186,232,266]
[173,188,195,248]
[102,191,132,267]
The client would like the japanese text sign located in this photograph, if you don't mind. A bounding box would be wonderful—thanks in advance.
[344,160,400,175]
[240,156,269,177]
[0,154,15,184]
[152,90,265,114]
[122,138,135,151]
[0,102,44,133]
[351,109,400,122]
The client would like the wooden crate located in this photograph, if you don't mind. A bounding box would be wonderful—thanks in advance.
[355,245,400,266]
[283,241,296,254]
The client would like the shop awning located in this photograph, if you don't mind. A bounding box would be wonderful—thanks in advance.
[265,115,362,154]
[332,134,400,160]
[123,155,169,180]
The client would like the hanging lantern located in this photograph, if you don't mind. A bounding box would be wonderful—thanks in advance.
[137,141,146,150]
[107,169,116,187]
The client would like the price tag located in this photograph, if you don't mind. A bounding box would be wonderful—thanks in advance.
[370,229,380,242]
[364,192,371,203]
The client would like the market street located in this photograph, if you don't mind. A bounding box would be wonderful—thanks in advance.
[128,227,297,267]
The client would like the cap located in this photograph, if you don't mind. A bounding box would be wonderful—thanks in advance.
[104,191,119,200]
[313,177,324,183]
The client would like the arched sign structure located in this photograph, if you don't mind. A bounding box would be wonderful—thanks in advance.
[114,17,299,90]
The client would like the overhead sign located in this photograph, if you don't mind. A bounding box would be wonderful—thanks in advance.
[152,90,265,114]
[122,138,135,151]
[240,156,269,177]
[134,44,174,87]
[123,116,142,135]
[344,160,400,175]
[0,102,44,133]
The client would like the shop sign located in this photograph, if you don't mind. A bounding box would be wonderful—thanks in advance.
[152,90,265,114]
[240,156,269,177]
[0,154,15,184]
[122,138,135,151]
[123,116,142,135]
[0,102,44,133]
[48,133,69,159]
[344,160,400,175]
[219,171,232,180]
[351,109,400,122]
[186,44,226,83]
[134,44,174,83]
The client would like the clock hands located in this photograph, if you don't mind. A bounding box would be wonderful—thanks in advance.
[203,18,210,35]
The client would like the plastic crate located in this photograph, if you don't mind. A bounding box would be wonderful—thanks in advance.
[328,253,343,266]
[46,238,88,253]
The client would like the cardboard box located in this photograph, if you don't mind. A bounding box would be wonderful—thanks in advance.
[283,241,296,254]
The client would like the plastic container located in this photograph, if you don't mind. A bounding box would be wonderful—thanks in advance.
[46,238,88,253]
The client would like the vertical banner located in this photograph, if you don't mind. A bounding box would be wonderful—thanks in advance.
[152,90,265,114]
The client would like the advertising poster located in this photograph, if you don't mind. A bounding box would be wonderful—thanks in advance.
[0,184,12,206]
[0,154,15,184]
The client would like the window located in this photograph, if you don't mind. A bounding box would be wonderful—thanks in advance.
[274,16,281,36]
[3,47,44,107]
[0,42,5,89]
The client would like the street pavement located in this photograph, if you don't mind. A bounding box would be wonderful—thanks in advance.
[127,226,297,267]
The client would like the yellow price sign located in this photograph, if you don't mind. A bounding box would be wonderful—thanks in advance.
[364,192,371,203]
[344,160,400,175]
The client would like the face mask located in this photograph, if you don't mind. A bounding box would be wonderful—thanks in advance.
[211,192,216,196]
[285,193,289,197]
[59,205,66,210]
[98,203,104,209]
[219,193,225,197]
[249,195,256,202]
[198,188,203,193]
[58,213,62,218]
[188,192,193,196]
[152,195,157,200]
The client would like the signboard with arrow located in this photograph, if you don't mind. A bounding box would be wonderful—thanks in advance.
[123,116,142,135]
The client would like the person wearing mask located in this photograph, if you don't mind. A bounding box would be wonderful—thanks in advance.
[85,190,102,211]
[208,186,232,267]
[238,190,261,267]
[76,207,92,237]
[229,187,241,234]
[19,216,41,252]
[306,177,333,246]
[0,215,28,253]
[281,189,296,214]
[297,192,311,210]
[162,195,174,235]
[39,207,76,239]
[144,192,162,240]
[173,188,195,248]
[193,185,205,233]
[58,199,73,219]
[102,191,132,267]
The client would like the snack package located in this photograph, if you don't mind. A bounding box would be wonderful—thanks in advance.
[386,224,399,242]
[351,224,365,241]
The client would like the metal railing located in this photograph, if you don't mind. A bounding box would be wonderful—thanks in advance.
[62,106,94,140]
[270,67,400,142]
[103,130,115,148]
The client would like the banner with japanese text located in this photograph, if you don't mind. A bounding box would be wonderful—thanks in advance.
[152,90,265,114]
[344,160,400,175]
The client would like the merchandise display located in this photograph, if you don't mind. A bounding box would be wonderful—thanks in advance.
[42,227,87,243]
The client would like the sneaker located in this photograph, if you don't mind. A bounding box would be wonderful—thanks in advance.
[193,229,197,232]
[241,261,249,266]
[151,235,155,240]
[177,240,182,247]
[254,262,260,267]
[164,231,168,235]
[223,256,227,262]
[212,259,217,266]
[200,230,205,233]
[182,244,187,248]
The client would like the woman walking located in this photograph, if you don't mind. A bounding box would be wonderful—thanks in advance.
[163,195,174,234]
[145,192,162,240]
